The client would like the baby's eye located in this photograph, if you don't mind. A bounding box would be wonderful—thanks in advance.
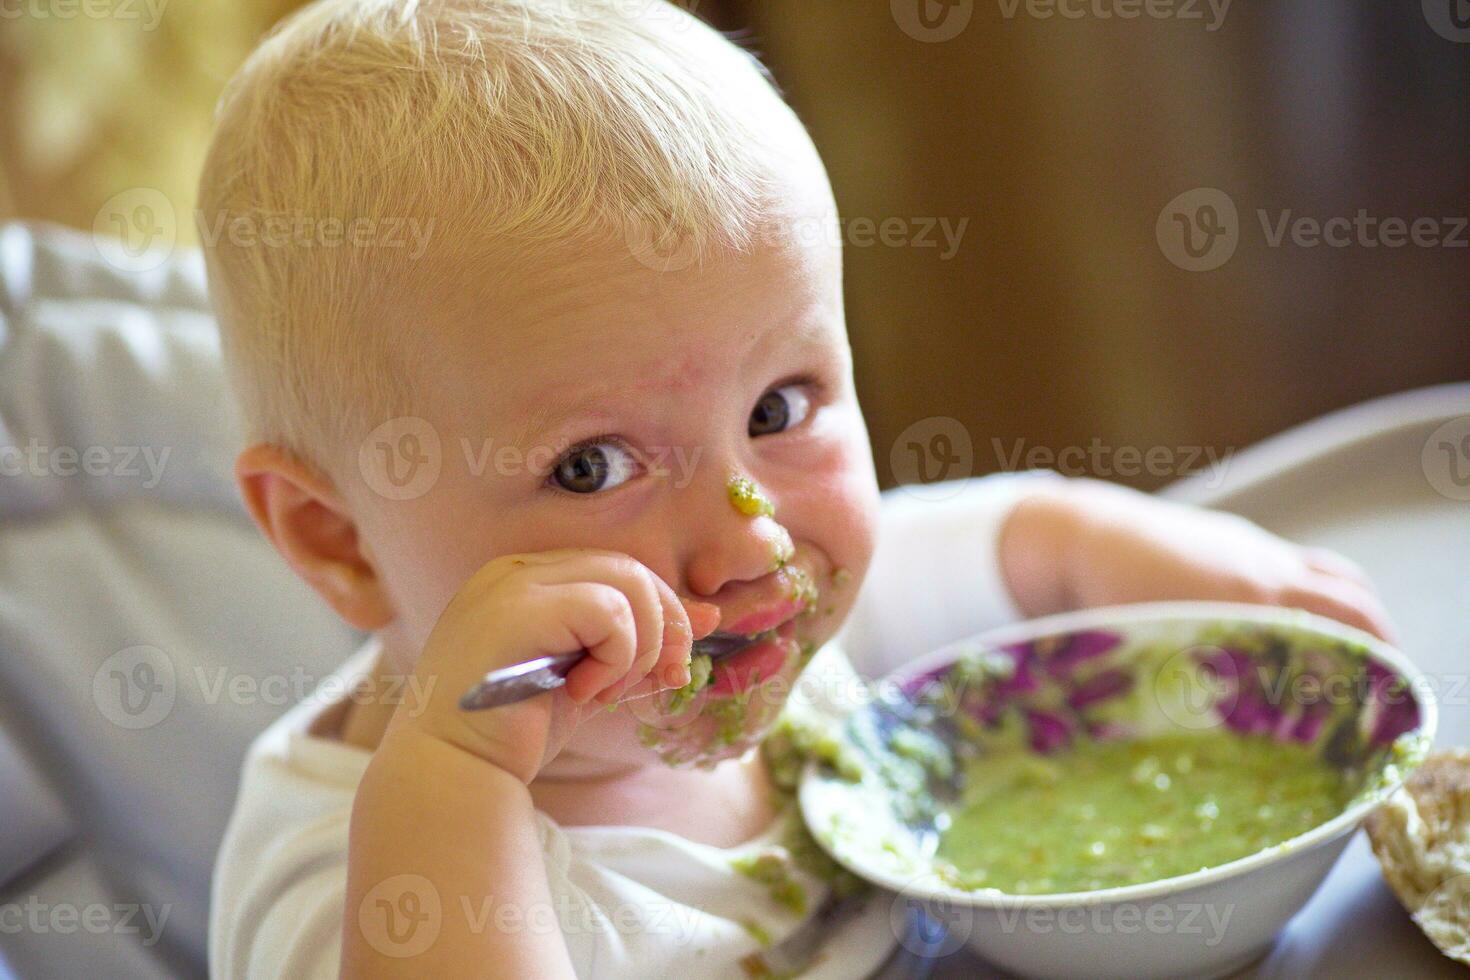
[749,384,811,437]
[551,441,638,494]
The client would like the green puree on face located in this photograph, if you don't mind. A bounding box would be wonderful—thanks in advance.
[937,732,1354,895]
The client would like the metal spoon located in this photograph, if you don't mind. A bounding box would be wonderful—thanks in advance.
[834,674,969,852]
[459,631,756,710]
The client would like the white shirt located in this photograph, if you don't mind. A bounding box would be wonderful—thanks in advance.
[208,473,1051,979]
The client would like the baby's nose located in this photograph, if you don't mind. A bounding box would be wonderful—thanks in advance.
[682,474,794,597]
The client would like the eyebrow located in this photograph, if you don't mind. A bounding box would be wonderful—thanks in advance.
[503,401,606,454]
[505,303,834,451]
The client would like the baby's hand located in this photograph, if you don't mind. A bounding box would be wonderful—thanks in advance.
[1005,480,1397,641]
[386,550,719,784]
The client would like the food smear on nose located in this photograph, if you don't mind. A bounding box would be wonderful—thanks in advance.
[727,474,774,517]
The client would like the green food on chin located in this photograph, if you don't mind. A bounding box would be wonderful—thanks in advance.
[634,689,767,765]
[936,732,1354,894]
[705,690,758,747]
[665,653,714,713]
[633,634,791,766]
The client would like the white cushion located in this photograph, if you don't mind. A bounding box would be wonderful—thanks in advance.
[0,719,72,890]
[0,222,360,978]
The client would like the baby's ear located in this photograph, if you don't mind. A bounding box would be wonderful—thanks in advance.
[235,444,394,632]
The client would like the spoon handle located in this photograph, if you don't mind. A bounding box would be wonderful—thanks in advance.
[458,651,584,710]
[458,633,751,711]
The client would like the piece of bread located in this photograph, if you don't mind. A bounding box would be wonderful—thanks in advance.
[1365,749,1470,965]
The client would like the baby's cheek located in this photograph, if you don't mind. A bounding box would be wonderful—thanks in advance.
[793,436,881,588]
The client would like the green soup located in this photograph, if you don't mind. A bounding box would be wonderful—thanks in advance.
[937,732,1354,894]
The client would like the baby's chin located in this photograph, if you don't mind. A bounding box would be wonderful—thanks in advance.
[624,627,818,769]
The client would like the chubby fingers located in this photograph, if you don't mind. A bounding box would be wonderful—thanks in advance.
[1284,567,1399,644]
[686,600,721,640]
[1301,547,1374,590]
[612,596,724,705]
[648,585,694,692]
[516,553,664,705]
[537,582,641,704]
[474,549,724,706]
[603,596,722,705]
[596,564,670,705]
[653,596,722,690]
[531,552,727,705]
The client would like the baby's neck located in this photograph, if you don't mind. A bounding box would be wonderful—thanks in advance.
[529,748,779,848]
[330,651,780,849]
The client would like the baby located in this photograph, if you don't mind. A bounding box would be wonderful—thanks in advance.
[199,1,1395,976]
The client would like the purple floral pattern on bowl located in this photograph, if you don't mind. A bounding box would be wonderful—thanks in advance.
[902,629,1136,754]
[1180,632,1422,769]
[894,620,1424,776]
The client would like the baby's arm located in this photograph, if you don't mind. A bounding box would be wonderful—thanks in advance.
[344,730,572,977]
[339,550,705,978]
[1000,477,1395,640]
[834,474,1391,683]
[838,474,1055,677]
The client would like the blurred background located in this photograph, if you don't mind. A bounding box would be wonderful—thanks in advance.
[1,0,1466,489]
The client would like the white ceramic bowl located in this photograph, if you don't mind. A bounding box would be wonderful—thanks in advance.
[800,602,1437,980]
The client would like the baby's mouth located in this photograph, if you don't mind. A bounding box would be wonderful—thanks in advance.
[625,561,826,769]
[715,565,821,636]
[708,619,801,696]
[724,595,807,636]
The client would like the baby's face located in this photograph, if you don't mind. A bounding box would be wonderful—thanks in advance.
[348,192,881,768]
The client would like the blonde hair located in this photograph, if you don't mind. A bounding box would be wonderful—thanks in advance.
[198,0,794,474]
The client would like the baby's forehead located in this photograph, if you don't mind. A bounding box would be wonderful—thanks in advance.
[408,230,844,430]
[429,208,839,346]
